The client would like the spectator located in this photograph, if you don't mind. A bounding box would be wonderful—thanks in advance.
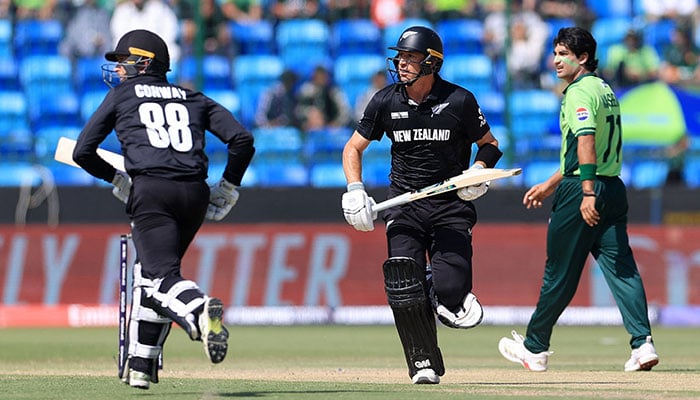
[325,0,370,22]
[424,0,478,23]
[269,0,321,22]
[177,0,235,58]
[110,0,181,63]
[296,65,351,131]
[508,17,545,88]
[603,29,660,88]
[639,0,697,25]
[659,25,700,87]
[219,0,263,21]
[665,134,690,185]
[536,0,595,31]
[354,70,387,121]
[255,69,300,128]
[59,0,112,61]
[370,0,424,29]
[14,0,57,19]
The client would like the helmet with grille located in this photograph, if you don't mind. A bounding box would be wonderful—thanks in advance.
[387,26,444,85]
[102,29,170,86]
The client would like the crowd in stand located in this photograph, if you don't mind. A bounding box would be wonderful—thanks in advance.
[1,0,699,187]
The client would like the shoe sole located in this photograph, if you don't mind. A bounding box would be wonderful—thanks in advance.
[498,338,548,372]
[201,298,229,364]
[411,369,440,384]
[638,356,659,371]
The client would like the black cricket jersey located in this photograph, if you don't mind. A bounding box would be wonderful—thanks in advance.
[356,75,490,192]
[73,73,254,185]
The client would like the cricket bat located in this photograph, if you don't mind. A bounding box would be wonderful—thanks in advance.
[373,167,522,212]
[54,136,125,172]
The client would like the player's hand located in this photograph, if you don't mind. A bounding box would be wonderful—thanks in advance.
[111,170,131,204]
[342,182,376,232]
[580,195,600,227]
[457,164,490,201]
[206,178,239,221]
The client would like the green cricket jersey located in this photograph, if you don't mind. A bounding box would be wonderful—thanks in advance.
[559,73,622,177]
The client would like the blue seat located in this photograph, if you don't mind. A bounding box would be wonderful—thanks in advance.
[478,91,505,126]
[382,19,434,52]
[0,162,42,187]
[303,127,352,163]
[440,54,493,95]
[19,55,73,100]
[0,18,12,57]
[630,160,669,189]
[683,157,700,188]
[34,126,82,160]
[0,127,33,160]
[13,19,63,59]
[509,90,561,138]
[29,90,81,130]
[0,91,29,132]
[587,0,632,18]
[591,17,633,66]
[436,19,483,55]
[80,90,108,123]
[254,161,309,187]
[334,54,385,86]
[44,161,96,186]
[179,55,232,90]
[330,19,382,57]
[75,56,107,94]
[309,162,346,188]
[364,136,392,164]
[230,20,275,55]
[252,126,304,163]
[643,19,677,55]
[276,19,331,76]
[207,89,241,119]
[232,55,284,127]
[363,159,391,187]
[0,58,19,89]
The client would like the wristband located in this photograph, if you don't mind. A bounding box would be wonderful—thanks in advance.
[582,192,596,197]
[347,182,365,192]
[579,164,597,181]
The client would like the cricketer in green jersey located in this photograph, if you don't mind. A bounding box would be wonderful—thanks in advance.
[498,27,660,372]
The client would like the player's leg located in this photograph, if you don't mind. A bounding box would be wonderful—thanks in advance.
[122,262,173,389]
[592,178,657,371]
[383,256,445,384]
[429,224,482,329]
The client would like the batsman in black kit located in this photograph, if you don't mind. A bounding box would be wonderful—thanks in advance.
[73,29,255,389]
[342,26,503,384]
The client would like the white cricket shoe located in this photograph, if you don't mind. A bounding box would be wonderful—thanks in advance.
[435,292,483,329]
[498,330,551,372]
[624,336,659,372]
[412,368,440,384]
[127,370,151,390]
[199,297,229,364]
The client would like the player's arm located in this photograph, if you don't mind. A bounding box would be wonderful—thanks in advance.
[577,133,599,226]
[342,130,371,184]
[472,130,501,168]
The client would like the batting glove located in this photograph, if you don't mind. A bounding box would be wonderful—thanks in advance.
[342,182,377,232]
[111,170,131,204]
[206,178,239,221]
[457,164,490,201]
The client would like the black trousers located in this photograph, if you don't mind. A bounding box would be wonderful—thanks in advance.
[382,192,477,310]
[127,175,209,280]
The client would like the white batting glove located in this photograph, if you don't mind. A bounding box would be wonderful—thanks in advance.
[457,164,490,201]
[342,182,377,232]
[111,170,131,204]
[206,178,239,221]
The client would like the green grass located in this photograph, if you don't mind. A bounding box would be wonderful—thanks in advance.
[0,325,698,399]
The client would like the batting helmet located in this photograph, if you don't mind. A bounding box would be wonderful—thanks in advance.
[388,26,444,82]
[102,29,170,86]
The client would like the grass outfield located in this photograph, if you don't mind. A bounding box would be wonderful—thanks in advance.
[0,325,698,399]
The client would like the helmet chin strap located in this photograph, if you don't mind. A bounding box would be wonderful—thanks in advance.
[397,70,422,87]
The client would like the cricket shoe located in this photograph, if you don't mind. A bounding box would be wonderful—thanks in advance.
[199,297,229,364]
[435,293,483,329]
[498,330,551,372]
[412,368,440,384]
[624,336,659,372]
[126,369,151,390]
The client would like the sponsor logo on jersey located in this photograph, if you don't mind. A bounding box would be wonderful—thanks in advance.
[576,107,589,121]
[392,128,451,142]
[391,111,409,119]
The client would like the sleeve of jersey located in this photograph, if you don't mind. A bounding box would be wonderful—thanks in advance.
[566,86,597,137]
[72,93,119,182]
[355,90,386,141]
[206,99,255,186]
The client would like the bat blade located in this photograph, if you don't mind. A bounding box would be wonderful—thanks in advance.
[374,167,522,213]
[54,136,125,172]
